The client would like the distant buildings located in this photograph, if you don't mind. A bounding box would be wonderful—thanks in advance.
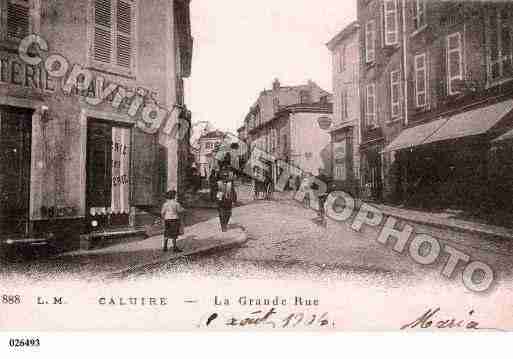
[197,130,226,178]
[241,79,333,185]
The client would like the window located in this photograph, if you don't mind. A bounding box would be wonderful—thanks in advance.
[413,0,427,30]
[3,0,31,41]
[300,90,311,104]
[365,20,376,63]
[255,106,261,127]
[270,128,277,152]
[390,70,402,118]
[365,83,376,128]
[337,46,346,73]
[488,7,513,83]
[447,32,463,95]
[384,0,398,46]
[273,97,280,113]
[414,53,428,107]
[92,0,136,72]
[341,87,349,120]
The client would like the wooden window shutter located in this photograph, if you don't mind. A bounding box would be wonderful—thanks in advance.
[94,0,113,64]
[116,0,133,69]
[7,0,30,40]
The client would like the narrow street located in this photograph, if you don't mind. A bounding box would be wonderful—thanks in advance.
[135,185,513,295]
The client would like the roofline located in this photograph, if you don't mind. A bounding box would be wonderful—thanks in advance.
[246,103,333,135]
[326,20,360,50]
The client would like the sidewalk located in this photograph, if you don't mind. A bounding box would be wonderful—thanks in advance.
[53,218,247,279]
[374,204,513,240]
[267,187,513,240]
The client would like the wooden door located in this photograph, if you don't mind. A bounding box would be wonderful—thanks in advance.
[0,107,32,236]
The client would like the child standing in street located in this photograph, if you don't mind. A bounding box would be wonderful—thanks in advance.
[161,190,185,253]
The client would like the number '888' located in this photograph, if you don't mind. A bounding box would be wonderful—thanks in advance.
[2,295,21,304]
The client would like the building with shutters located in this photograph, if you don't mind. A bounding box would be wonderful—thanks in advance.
[357,1,513,214]
[327,20,361,197]
[242,79,333,187]
[0,0,193,251]
[357,0,406,201]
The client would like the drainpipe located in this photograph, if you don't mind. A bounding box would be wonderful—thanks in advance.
[402,0,409,127]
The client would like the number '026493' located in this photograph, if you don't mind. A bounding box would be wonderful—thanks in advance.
[2,295,21,304]
[9,338,40,348]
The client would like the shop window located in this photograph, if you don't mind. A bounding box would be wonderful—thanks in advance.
[447,32,463,95]
[365,83,377,128]
[3,0,31,41]
[365,20,376,63]
[91,0,136,74]
[487,6,513,84]
[390,69,402,118]
[413,0,427,31]
[414,53,428,107]
[383,0,398,46]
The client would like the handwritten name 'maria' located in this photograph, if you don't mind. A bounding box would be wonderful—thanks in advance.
[401,308,481,330]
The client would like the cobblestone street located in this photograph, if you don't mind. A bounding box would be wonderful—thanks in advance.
[144,185,513,293]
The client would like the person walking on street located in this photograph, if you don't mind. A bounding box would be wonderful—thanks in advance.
[216,166,237,232]
[209,169,218,202]
[161,190,185,252]
[315,169,331,227]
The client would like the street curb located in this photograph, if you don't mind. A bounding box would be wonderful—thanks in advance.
[376,207,513,241]
[276,196,513,241]
[104,229,249,279]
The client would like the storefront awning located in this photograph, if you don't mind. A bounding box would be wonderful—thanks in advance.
[424,99,513,145]
[384,99,513,152]
[383,117,449,152]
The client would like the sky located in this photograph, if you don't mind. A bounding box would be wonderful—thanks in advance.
[184,0,357,135]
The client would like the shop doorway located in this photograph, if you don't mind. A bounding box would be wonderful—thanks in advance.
[86,120,131,230]
[0,106,32,236]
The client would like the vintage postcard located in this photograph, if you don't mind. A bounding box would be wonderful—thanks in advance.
[1,0,513,335]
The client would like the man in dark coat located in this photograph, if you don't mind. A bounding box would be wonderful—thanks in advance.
[216,165,237,232]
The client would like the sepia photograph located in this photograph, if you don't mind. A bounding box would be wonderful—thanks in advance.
[0,0,513,337]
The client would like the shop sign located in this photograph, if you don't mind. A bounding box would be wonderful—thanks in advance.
[0,54,55,92]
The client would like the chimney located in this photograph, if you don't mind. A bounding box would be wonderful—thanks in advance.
[273,78,281,91]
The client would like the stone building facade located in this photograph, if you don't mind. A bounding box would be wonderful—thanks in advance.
[358,0,407,201]
[327,20,362,196]
[242,79,332,186]
[0,0,193,250]
[197,130,225,178]
[385,1,513,211]
[357,0,513,212]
